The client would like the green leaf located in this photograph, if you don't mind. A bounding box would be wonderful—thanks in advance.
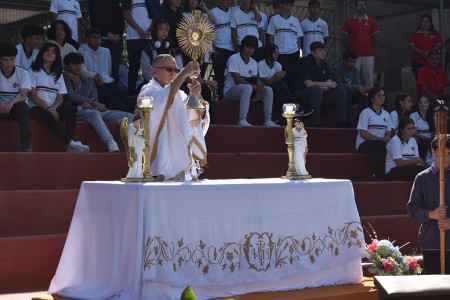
[180,286,196,300]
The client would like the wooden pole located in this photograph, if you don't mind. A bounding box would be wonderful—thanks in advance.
[435,100,448,274]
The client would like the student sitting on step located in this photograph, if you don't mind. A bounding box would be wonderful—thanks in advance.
[385,117,426,181]
[27,42,89,152]
[78,27,135,113]
[64,52,134,152]
[0,43,32,151]
[355,87,390,180]
[223,35,278,127]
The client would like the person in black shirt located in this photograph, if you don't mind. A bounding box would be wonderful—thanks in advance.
[293,41,350,127]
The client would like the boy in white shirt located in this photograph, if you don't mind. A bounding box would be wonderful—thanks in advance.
[0,43,32,151]
[211,0,235,99]
[15,24,44,70]
[300,0,329,57]
[266,0,302,90]
[230,0,264,59]
[78,27,135,113]
[223,35,277,127]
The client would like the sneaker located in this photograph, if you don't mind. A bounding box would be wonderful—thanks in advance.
[238,119,252,126]
[108,140,120,152]
[68,140,89,152]
[21,146,32,152]
[263,120,280,127]
[297,107,314,116]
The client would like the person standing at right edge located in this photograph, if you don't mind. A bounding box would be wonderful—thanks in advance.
[407,135,450,274]
[342,0,379,88]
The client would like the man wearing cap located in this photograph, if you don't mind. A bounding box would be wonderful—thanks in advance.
[138,54,209,180]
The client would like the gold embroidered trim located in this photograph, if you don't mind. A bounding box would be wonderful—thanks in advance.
[143,221,363,274]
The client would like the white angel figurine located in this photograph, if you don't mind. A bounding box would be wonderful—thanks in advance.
[120,115,145,178]
[292,119,309,176]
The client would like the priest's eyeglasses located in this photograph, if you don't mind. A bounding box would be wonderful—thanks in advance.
[154,67,180,73]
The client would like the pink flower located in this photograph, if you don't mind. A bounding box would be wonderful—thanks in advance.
[383,259,393,272]
[409,259,419,270]
[367,242,378,253]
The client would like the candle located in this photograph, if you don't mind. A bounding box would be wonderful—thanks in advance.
[284,104,295,114]
[140,96,153,108]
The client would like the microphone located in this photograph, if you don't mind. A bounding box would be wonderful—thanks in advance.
[156,174,165,182]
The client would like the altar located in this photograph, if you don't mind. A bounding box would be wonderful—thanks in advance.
[49,178,364,300]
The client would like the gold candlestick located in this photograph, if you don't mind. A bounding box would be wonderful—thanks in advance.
[141,106,153,181]
[120,97,156,182]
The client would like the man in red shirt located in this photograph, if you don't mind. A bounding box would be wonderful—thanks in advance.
[342,0,379,88]
[417,50,450,106]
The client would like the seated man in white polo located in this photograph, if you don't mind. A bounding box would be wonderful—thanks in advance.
[223,35,278,127]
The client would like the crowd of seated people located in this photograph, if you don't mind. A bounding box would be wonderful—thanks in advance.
[1,0,450,183]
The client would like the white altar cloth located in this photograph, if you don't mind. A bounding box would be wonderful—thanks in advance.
[49,178,364,300]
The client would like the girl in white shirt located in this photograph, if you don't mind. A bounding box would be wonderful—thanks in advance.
[410,95,435,164]
[258,43,295,124]
[28,42,89,152]
[356,87,391,180]
[389,94,412,136]
[385,117,426,181]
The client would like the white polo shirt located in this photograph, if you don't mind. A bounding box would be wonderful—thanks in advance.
[15,44,39,70]
[356,106,390,150]
[266,14,302,54]
[230,7,263,47]
[257,59,282,79]
[224,53,257,95]
[211,7,234,51]
[125,0,152,40]
[385,135,419,173]
[50,0,82,42]
[27,68,67,107]
[410,111,432,139]
[300,17,328,56]
[0,67,31,104]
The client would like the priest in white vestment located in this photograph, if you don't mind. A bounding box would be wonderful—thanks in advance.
[138,55,204,180]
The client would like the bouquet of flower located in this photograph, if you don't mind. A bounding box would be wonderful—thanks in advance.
[365,239,422,276]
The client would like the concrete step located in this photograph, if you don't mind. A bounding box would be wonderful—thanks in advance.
[0,234,66,293]
[0,152,372,190]
[203,153,372,181]
[353,181,413,216]
[213,100,359,128]
[206,125,357,154]
[0,190,78,238]
[1,121,357,154]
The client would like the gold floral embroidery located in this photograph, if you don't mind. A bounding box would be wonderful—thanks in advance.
[143,221,363,274]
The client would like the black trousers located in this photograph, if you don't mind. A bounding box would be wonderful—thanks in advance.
[126,39,150,95]
[386,165,426,181]
[269,80,294,123]
[212,47,234,100]
[358,139,387,180]
[29,104,76,144]
[278,50,300,92]
[0,101,31,149]
[423,250,450,274]
[99,82,136,113]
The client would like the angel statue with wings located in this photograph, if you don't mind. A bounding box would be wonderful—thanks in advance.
[120,115,145,179]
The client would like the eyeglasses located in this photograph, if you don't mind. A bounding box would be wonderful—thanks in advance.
[154,66,180,73]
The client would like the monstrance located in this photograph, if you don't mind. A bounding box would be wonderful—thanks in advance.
[176,9,215,110]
